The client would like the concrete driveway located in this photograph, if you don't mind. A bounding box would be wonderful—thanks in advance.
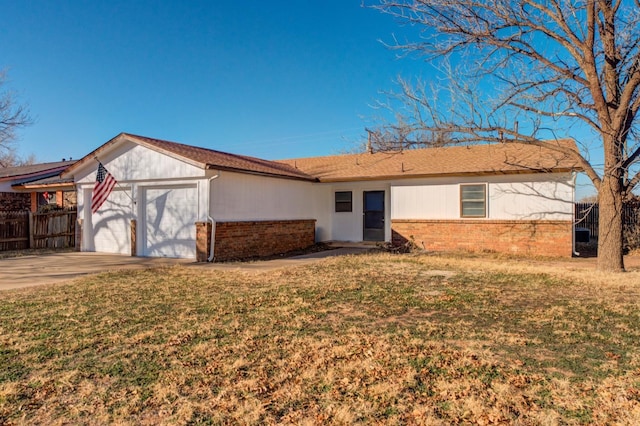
[0,247,372,291]
[0,253,190,291]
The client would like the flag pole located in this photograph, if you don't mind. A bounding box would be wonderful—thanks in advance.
[93,157,136,205]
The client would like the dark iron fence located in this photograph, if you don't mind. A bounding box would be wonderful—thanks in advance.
[575,202,640,239]
[0,208,76,251]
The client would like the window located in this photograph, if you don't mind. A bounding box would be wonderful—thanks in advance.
[335,191,352,212]
[37,191,57,207]
[460,184,486,217]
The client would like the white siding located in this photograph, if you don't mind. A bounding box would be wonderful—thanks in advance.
[391,184,458,219]
[209,171,331,242]
[74,141,205,184]
[328,182,391,242]
[391,173,574,221]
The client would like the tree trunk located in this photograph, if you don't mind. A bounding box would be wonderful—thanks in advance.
[597,175,625,272]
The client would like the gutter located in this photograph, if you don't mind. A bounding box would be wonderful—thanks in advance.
[207,173,220,262]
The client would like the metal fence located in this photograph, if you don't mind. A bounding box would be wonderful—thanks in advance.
[575,202,640,239]
[0,209,77,251]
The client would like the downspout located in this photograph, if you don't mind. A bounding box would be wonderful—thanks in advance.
[207,173,220,262]
[572,171,579,257]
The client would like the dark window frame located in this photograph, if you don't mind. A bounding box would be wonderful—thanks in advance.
[460,184,487,218]
[335,191,353,212]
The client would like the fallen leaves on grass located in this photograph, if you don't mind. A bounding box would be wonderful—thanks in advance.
[0,253,639,424]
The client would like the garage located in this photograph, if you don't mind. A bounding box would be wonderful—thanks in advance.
[142,185,198,259]
[64,133,320,262]
[86,188,131,255]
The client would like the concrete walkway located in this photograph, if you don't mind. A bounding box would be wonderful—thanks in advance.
[0,247,372,291]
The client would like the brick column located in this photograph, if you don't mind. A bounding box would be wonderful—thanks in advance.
[56,190,64,208]
[30,193,38,212]
[130,219,137,256]
[196,221,212,262]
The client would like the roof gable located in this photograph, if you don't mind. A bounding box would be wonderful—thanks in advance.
[63,133,316,182]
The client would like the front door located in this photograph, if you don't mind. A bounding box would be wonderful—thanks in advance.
[363,190,385,241]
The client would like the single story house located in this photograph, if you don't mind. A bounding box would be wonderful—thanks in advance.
[61,133,580,261]
[0,160,76,212]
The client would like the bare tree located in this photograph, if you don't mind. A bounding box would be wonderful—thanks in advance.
[0,70,32,167]
[370,0,640,272]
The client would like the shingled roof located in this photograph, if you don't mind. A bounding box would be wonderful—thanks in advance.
[0,160,75,181]
[64,133,316,181]
[65,133,581,183]
[277,140,581,182]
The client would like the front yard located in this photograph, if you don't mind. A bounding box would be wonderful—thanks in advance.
[1,252,639,424]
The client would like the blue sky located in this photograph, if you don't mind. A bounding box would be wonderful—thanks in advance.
[2,0,597,197]
[2,1,418,161]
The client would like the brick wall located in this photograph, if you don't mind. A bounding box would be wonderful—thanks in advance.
[211,219,316,262]
[392,219,573,257]
[195,221,212,262]
[0,192,30,212]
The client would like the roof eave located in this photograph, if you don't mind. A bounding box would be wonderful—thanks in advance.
[205,164,317,182]
[314,167,579,183]
[11,181,75,191]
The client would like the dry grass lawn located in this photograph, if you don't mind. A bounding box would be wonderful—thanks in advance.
[1,252,640,425]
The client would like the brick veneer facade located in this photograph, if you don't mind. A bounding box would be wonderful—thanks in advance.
[195,221,212,262]
[195,219,316,262]
[0,192,30,211]
[392,219,573,257]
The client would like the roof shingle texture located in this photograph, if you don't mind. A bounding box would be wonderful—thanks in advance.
[126,134,316,181]
[277,140,580,182]
[0,160,75,180]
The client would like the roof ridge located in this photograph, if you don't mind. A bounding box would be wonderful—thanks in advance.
[276,138,578,162]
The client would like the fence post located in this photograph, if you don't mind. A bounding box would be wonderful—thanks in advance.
[28,211,34,249]
[76,218,82,251]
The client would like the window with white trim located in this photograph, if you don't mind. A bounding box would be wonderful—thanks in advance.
[460,184,486,218]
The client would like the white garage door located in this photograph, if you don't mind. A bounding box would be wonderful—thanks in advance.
[143,185,197,258]
[88,188,131,255]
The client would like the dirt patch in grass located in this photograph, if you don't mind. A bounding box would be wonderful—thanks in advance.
[1,252,640,424]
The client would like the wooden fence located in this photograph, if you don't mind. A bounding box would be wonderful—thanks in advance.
[575,202,640,239]
[0,209,77,251]
[0,211,29,251]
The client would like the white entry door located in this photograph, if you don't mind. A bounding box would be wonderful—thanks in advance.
[87,188,131,255]
[143,185,197,258]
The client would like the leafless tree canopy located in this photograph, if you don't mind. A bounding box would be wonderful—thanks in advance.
[372,1,639,189]
[371,0,640,271]
[0,70,32,167]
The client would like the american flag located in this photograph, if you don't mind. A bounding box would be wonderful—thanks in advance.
[91,163,117,214]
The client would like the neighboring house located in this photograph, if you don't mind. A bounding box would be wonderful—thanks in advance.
[61,133,581,261]
[0,161,76,212]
